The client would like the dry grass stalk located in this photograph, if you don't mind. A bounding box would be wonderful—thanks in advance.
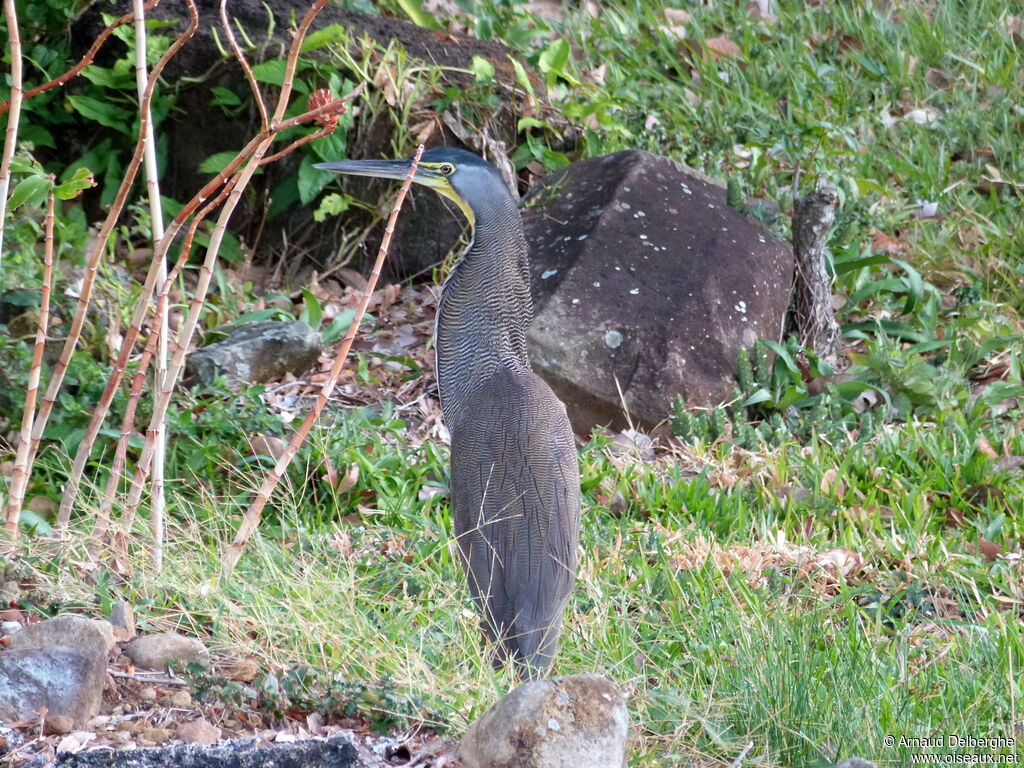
[53,0,200,532]
[4,186,55,537]
[122,0,338,522]
[0,0,160,117]
[0,0,24,270]
[222,143,426,577]
[133,0,170,572]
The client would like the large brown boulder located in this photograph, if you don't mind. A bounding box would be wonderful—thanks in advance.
[522,150,794,432]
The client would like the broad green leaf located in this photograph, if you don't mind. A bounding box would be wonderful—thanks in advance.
[210,86,243,107]
[313,193,353,223]
[297,155,332,205]
[517,117,549,132]
[470,55,495,85]
[251,60,309,92]
[323,309,358,343]
[395,0,443,29]
[300,24,348,52]
[759,339,799,373]
[55,167,95,200]
[300,289,322,330]
[8,174,51,210]
[198,151,240,175]
[740,388,773,407]
[67,94,133,131]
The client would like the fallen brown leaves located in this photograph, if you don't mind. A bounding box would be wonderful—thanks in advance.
[654,524,867,594]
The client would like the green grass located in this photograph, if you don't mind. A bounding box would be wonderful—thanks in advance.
[17,408,1022,765]
[3,0,1023,765]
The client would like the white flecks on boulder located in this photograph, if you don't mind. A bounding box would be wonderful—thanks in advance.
[0,615,112,727]
[459,674,628,768]
[126,632,210,670]
[522,150,794,432]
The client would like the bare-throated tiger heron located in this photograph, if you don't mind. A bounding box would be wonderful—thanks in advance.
[315,148,580,675]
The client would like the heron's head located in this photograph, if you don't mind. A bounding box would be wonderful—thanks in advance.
[314,147,510,229]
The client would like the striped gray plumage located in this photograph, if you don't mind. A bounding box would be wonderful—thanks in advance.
[435,153,580,675]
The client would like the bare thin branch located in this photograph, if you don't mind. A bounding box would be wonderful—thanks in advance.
[220,0,268,130]
[124,0,336,521]
[4,185,55,537]
[133,0,170,572]
[0,0,160,117]
[53,0,201,533]
[0,0,25,273]
[222,144,426,577]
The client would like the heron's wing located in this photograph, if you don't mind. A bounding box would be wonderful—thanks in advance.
[449,365,581,670]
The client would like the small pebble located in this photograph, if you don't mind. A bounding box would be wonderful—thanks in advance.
[138,687,158,702]
[140,727,173,745]
[169,690,192,708]
[176,718,221,745]
[43,716,75,736]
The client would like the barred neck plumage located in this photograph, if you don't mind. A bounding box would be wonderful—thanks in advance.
[435,189,533,430]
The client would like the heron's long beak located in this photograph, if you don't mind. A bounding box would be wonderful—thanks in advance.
[313,158,444,188]
[314,157,473,226]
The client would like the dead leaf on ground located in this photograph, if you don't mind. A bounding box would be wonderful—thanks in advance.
[871,231,909,255]
[976,436,999,460]
[338,464,360,493]
[746,0,777,24]
[994,456,1024,473]
[978,539,1001,562]
[249,434,288,462]
[838,34,864,52]
[945,507,966,527]
[705,36,741,60]
[1005,16,1023,45]
[924,67,950,90]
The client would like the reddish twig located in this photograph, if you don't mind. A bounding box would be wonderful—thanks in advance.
[123,0,337,520]
[0,0,161,117]
[51,0,201,534]
[0,0,24,272]
[4,184,55,537]
[59,82,361,527]
[220,0,268,130]
[221,144,425,577]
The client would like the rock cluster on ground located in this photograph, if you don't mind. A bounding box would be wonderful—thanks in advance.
[522,149,794,432]
[459,673,628,768]
[185,321,323,386]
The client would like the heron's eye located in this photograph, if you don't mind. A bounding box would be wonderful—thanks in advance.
[440,163,455,175]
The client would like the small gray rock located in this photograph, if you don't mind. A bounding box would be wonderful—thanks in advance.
[108,601,136,642]
[176,717,222,745]
[830,759,877,768]
[8,615,115,656]
[126,632,210,670]
[186,321,323,386]
[459,674,628,768]
[0,649,107,728]
[1,621,20,636]
[0,615,113,727]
